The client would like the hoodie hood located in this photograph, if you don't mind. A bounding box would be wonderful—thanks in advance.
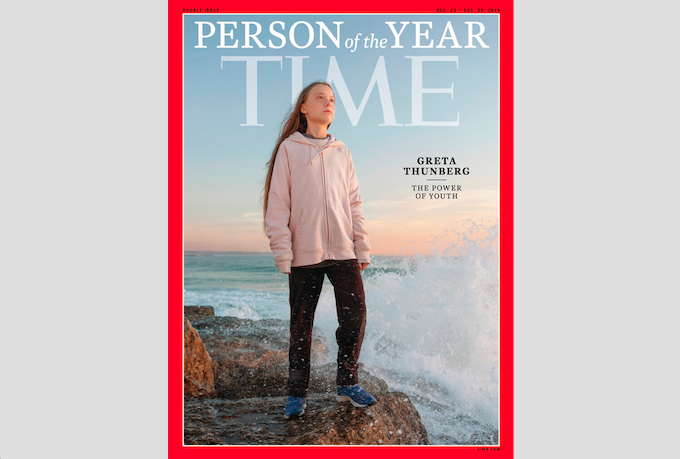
[287,131,346,166]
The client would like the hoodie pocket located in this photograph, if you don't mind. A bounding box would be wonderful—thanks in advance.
[293,206,325,254]
[328,205,354,249]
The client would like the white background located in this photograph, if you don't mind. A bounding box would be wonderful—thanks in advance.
[1,1,678,458]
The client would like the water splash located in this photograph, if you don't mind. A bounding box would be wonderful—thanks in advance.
[183,289,284,320]
[315,223,500,444]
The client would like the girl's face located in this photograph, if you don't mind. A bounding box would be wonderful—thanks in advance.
[301,84,335,126]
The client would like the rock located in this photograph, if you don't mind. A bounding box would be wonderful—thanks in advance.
[182,306,430,444]
[184,317,216,398]
[184,392,430,445]
[185,306,328,399]
[184,305,215,321]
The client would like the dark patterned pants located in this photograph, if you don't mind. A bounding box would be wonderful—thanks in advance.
[287,259,367,397]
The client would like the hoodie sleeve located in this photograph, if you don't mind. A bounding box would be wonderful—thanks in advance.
[347,149,371,262]
[265,143,294,273]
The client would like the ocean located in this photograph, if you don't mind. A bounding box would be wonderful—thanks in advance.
[184,232,499,445]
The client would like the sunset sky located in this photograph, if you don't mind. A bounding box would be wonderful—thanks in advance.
[183,14,499,255]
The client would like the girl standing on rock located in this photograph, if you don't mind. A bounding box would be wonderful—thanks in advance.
[262,81,377,419]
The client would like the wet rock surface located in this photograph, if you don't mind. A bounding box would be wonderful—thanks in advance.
[184,392,430,445]
[183,305,430,445]
[185,306,328,399]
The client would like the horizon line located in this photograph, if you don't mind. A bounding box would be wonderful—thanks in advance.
[184,250,432,257]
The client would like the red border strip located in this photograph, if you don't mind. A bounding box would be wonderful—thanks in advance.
[168,0,184,456]
[499,0,514,456]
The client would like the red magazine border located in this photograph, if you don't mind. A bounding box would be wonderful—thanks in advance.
[169,1,513,457]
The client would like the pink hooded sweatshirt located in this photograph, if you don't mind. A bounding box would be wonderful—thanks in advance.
[265,131,371,273]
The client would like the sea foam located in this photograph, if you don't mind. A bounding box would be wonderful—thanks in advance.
[314,224,500,444]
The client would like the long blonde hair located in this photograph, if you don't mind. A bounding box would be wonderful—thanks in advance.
[261,81,333,235]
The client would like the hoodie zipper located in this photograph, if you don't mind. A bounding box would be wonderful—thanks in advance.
[304,136,334,257]
[320,147,330,258]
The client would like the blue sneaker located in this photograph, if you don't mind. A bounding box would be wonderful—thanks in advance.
[284,396,307,419]
[336,384,377,407]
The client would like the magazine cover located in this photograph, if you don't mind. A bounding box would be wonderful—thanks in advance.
[169,0,513,456]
